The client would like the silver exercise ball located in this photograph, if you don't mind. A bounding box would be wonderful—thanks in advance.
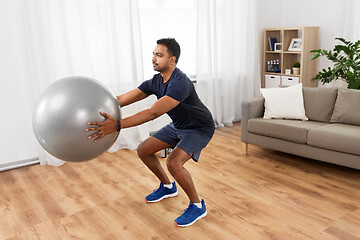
[33,76,121,162]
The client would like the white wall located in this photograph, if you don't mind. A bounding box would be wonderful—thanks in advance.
[281,0,338,50]
[256,0,282,29]
[257,0,346,87]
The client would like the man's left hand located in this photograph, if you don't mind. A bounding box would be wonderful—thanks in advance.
[86,112,118,142]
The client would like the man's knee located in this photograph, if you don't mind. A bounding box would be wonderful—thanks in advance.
[167,148,192,176]
[167,158,181,175]
[137,137,162,159]
[137,141,150,159]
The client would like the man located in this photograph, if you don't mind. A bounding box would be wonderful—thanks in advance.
[86,38,215,227]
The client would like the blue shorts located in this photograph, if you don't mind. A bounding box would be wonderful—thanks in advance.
[152,123,214,162]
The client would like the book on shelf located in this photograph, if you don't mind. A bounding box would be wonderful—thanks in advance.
[268,38,277,51]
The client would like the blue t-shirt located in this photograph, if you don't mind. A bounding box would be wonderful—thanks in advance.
[138,68,215,136]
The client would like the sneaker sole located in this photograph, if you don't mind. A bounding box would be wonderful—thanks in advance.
[145,191,178,203]
[174,210,207,227]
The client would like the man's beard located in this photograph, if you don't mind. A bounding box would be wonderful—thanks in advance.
[153,62,162,72]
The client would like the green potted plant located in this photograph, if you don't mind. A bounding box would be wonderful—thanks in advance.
[293,61,300,75]
[310,38,360,89]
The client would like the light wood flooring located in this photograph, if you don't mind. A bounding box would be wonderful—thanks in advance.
[0,122,360,240]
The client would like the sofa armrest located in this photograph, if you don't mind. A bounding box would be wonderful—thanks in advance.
[241,97,264,143]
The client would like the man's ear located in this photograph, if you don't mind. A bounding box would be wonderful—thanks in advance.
[169,56,176,65]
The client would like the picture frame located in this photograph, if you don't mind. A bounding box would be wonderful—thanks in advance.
[288,38,302,51]
[274,43,282,51]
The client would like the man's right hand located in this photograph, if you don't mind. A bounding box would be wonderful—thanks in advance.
[86,112,119,142]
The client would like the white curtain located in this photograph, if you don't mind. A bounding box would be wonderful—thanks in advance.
[335,0,360,42]
[1,0,149,166]
[196,0,259,127]
[327,0,360,89]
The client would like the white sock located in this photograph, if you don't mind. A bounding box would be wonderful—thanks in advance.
[164,182,173,189]
[193,202,202,208]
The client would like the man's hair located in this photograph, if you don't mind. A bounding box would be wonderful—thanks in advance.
[157,38,181,64]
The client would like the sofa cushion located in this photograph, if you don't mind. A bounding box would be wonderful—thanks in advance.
[260,83,308,120]
[307,123,360,156]
[303,87,338,123]
[247,118,326,144]
[330,88,360,126]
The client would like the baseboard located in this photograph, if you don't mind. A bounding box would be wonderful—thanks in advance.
[0,157,40,172]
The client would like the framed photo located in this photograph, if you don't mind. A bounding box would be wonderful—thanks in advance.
[288,38,302,51]
[274,43,282,51]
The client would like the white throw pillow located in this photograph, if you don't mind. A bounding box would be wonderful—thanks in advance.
[260,83,308,120]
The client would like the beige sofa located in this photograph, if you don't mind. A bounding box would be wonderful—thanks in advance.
[241,87,360,170]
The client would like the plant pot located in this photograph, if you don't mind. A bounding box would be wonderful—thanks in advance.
[292,67,300,75]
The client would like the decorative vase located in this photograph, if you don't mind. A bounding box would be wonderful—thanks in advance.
[293,67,300,75]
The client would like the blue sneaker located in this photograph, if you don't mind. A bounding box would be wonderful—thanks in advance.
[145,182,178,203]
[174,199,207,227]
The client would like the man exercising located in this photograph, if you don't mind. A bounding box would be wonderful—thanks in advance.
[86,38,215,227]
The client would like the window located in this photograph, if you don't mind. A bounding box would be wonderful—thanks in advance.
[139,0,196,79]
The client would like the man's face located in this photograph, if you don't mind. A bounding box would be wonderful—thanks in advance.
[152,44,175,72]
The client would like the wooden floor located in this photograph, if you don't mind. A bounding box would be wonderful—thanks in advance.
[1,122,360,240]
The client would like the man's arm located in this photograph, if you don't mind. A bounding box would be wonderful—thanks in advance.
[117,88,148,107]
[86,95,179,142]
[120,95,179,129]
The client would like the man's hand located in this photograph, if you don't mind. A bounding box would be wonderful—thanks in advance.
[85,112,119,142]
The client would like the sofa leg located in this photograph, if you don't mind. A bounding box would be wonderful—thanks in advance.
[242,142,248,155]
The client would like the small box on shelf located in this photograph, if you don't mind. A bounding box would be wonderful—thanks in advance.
[265,74,281,88]
[282,76,299,87]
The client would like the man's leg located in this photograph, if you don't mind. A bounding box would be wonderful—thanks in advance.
[166,147,200,203]
[137,136,172,184]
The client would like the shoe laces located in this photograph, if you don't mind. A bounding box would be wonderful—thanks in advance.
[152,183,163,193]
[182,202,195,216]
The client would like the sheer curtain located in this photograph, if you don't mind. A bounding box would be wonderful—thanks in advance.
[335,0,360,42]
[326,0,360,89]
[196,0,259,127]
[1,0,148,166]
